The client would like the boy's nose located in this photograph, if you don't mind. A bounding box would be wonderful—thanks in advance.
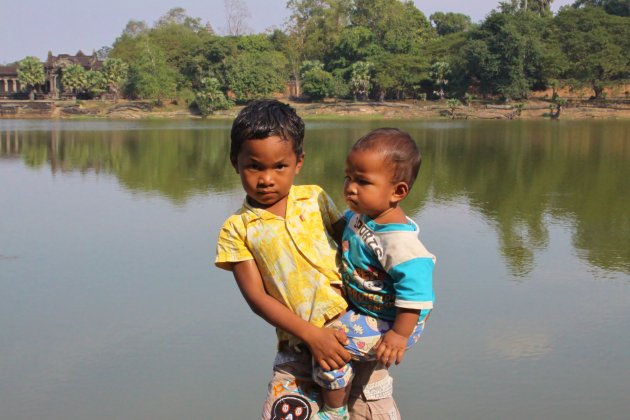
[257,171,274,186]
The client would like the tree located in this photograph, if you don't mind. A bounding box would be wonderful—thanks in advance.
[17,56,45,97]
[96,46,112,60]
[553,6,630,98]
[461,11,550,99]
[122,20,148,37]
[351,0,434,54]
[430,12,473,36]
[499,0,554,16]
[350,61,372,100]
[572,0,630,16]
[430,61,451,99]
[155,7,203,32]
[193,76,232,117]
[127,42,178,104]
[86,70,107,97]
[301,62,336,99]
[286,0,353,60]
[223,50,288,101]
[370,52,428,100]
[224,0,251,35]
[62,64,88,96]
[102,58,129,101]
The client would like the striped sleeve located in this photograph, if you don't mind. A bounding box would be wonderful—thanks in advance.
[379,230,435,310]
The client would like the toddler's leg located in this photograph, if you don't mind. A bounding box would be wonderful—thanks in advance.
[312,362,353,419]
[332,309,425,360]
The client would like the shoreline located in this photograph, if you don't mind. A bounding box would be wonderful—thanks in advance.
[2,98,630,121]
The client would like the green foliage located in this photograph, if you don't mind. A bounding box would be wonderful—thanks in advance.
[17,56,45,91]
[572,0,630,17]
[461,11,551,99]
[430,61,451,99]
[102,58,129,100]
[286,0,352,60]
[193,77,233,117]
[223,51,288,101]
[86,70,107,96]
[301,67,336,99]
[62,64,88,95]
[155,7,204,32]
[371,52,428,100]
[350,61,372,100]
[553,6,630,98]
[430,12,473,36]
[126,43,178,103]
[351,0,434,54]
[84,3,630,103]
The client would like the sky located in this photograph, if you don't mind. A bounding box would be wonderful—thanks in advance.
[1,0,575,64]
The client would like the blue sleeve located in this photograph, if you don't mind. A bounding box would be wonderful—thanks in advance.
[388,257,435,310]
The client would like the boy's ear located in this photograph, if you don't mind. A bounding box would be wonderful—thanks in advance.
[295,153,305,174]
[391,182,409,204]
[231,157,239,173]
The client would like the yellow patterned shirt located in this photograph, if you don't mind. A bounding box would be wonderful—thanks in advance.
[215,185,347,345]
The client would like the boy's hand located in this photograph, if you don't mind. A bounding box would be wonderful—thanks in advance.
[304,327,350,371]
[375,329,408,368]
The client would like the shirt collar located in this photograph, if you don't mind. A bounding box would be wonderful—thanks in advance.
[240,185,307,222]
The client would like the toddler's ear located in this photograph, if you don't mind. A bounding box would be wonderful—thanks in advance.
[231,158,239,173]
[392,182,409,203]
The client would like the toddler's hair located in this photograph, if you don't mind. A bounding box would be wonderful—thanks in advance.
[230,100,305,163]
[352,128,421,188]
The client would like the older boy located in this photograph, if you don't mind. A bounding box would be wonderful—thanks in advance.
[215,100,400,419]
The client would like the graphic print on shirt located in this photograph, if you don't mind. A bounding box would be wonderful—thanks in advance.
[342,239,387,292]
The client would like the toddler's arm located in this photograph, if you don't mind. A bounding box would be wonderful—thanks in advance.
[232,260,351,371]
[375,308,420,368]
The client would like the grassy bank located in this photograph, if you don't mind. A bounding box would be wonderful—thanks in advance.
[3,98,630,121]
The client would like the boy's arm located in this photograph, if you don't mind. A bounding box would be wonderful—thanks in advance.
[232,260,351,371]
[375,308,420,368]
[331,218,346,246]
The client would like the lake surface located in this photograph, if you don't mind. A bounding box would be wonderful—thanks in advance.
[1,118,629,420]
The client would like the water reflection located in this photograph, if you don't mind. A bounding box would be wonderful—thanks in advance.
[1,119,629,276]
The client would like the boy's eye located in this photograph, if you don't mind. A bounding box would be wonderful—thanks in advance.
[357,179,370,185]
[275,164,288,170]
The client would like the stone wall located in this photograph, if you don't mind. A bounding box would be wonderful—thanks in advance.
[0,101,55,118]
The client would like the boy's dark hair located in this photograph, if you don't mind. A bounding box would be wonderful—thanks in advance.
[352,128,422,188]
[230,99,305,163]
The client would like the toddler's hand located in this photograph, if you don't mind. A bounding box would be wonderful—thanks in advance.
[375,329,408,368]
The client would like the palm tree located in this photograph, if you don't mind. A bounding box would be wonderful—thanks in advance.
[17,56,45,99]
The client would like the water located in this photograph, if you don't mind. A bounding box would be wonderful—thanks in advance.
[1,119,629,420]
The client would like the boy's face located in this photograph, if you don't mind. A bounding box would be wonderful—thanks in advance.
[234,136,303,212]
[344,148,404,219]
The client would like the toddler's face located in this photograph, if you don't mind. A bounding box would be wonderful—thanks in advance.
[344,149,397,219]
[234,136,303,211]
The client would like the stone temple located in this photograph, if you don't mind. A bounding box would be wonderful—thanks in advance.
[0,51,103,99]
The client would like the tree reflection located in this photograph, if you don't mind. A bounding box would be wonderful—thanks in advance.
[1,120,628,275]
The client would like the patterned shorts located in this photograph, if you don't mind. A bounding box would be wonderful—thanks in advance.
[313,308,424,390]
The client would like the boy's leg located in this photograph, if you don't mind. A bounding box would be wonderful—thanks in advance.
[349,361,401,420]
[261,347,321,420]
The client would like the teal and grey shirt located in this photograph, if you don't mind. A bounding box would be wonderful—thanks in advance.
[341,210,436,323]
